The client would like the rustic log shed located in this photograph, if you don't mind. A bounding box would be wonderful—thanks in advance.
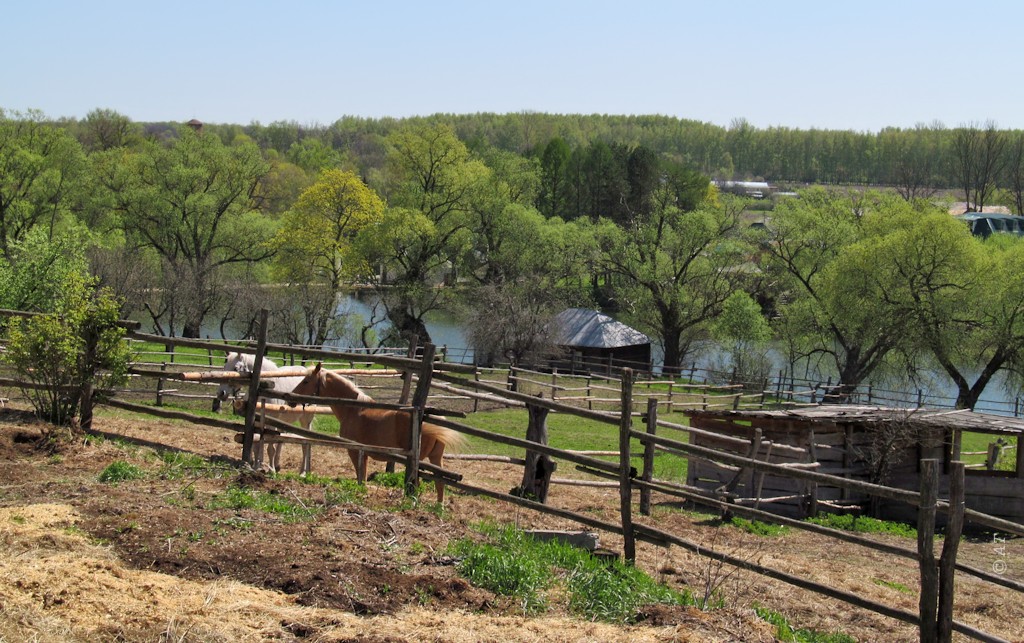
[548,308,651,374]
[684,406,1024,525]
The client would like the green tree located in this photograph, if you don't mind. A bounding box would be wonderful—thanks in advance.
[764,190,913,398]
[0,227,89,312]
[271,169,384,345]
[857,210,1024,409]
[96,127,273,337]
[0,109,86,259]
[538,137,571,219]
[77,108,139,152]
[359,123,485,344]
[711,290,773,385]
[594,183,742,373]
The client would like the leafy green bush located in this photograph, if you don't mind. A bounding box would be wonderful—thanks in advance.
[99,460,145,484]
[5,266,131,429]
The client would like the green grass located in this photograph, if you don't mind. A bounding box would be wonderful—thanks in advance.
[806,513,917,539]
[872,577,913,595]
[448,522,693,622]
[960,432,1017,472]
[464,408,690,482]
[730,517,789,537]
[156,450,231,480]
[208,486,321,522]
[98,460,145,484]
[754,604,856,642]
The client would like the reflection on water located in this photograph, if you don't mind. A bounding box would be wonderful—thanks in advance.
[332,293,470,361]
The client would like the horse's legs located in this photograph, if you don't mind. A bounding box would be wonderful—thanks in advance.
[347,448,366,483]
[301,444,312,476]
[268,441,281,473]
[425,441,446,503]
[254,437,266,471]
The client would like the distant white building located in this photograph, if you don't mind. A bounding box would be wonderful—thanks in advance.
[712,180,771,199]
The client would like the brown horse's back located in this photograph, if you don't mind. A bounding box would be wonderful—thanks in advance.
[335,408,464,453]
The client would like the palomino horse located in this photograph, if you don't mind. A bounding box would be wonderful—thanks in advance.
[291,363,464,502]
[214,352,315,474]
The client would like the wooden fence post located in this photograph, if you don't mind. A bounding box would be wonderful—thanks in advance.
[241,309,269,467]
[918,458,939,643]
[406,343,436,497]
[405,408,422,496]
[640,397,658,516]
[938,461,965,643]
[390,334,419,475]
[619,368,636,563]
[517,394,554,502]
[156,363,167,406]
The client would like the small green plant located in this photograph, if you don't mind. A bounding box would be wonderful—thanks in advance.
[10,514,26,525]
[369,471,405,488]
[213,517,253,531]
[98,460,145,484]
[730,517,789,537]
[157,450,210,477]
[47,454,64,465]
[209,486,321,522]
[806,513,917,538]
[409,542,427,555]
[754,604,856,642]
[872,577,913,595]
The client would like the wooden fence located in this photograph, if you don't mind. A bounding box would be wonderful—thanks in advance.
[1,309,1021,642]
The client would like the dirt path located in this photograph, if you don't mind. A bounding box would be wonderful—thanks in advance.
[0,406,1021,642]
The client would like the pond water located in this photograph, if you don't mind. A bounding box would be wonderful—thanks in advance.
[203,292,1020,413]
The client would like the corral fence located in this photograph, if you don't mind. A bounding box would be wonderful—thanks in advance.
[1,309,1021,642]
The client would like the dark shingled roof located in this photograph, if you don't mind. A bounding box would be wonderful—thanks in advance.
[551,308,650,349]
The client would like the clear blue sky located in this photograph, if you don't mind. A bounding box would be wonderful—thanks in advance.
[4,0,1022,132]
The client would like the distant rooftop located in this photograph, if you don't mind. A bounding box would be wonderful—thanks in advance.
[551,308,650,349]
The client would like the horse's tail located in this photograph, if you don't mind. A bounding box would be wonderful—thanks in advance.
[423,419,467,453]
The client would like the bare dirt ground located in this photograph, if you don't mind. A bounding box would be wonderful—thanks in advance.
[1,404,1022,642]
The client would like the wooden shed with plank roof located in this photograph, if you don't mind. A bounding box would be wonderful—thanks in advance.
[683,405,1024,524]
[548,308,651,374]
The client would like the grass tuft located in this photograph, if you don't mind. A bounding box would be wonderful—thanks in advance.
[806,513,917,538]
[449,523,692,622]
[754,604,856,642]
[208,486,321,522]
[98,460,145,484]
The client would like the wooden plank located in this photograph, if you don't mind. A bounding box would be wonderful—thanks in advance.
[918,459,939,643]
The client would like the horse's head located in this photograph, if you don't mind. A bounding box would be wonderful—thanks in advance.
[289,363,324,405]
[289,364,368,403]
[213,351,247,412]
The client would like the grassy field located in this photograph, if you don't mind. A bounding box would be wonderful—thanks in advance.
[961,431,1018,472]
[459,408,691,483]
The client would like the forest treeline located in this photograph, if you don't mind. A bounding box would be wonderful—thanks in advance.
[4,106,1024,411]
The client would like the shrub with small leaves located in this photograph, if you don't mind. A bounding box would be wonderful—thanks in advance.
[5,267,131,429]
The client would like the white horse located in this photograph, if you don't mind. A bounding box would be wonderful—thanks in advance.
[213,352,314,474]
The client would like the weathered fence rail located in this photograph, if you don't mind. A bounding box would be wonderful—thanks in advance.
[1,307,1020,642]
